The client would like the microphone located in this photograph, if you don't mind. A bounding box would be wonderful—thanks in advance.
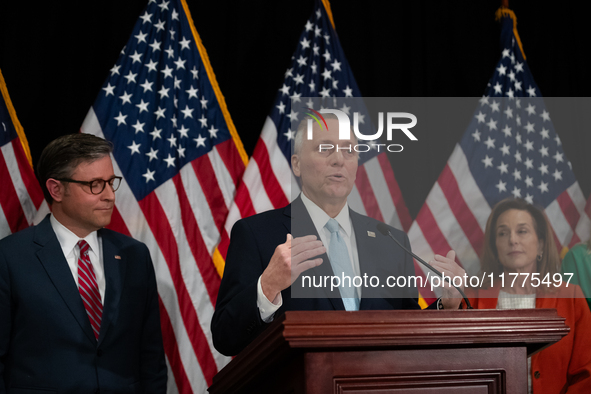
[376,223,473,309]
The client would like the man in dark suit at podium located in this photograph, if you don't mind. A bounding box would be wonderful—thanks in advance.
[0,134,167,393]
[212,115,464,356]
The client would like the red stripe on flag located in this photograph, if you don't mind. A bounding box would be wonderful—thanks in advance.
[376,154,412,232]
[11,139,44,209]
[107,207,194,392]
[585,196,591,217]
[138,193,218,386]
[0,150,28,233]
[552,228,563,252]
[192,155,228,233]
[438,164,484,256]
[233,182,257,219]
[555,191,581,232]
[568,233,581,248]
[217,178,259,260]
[217,183,257,260]
[416,204,464,268]
[215,139,245,188]
[251,142,289,209]
[106,206,132,236]
[217,230,230,261]
[158,297,193,394]
[355,165,384,222]
[172,174,220,306]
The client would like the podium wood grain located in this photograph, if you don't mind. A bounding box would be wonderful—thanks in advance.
[209,309,568,394]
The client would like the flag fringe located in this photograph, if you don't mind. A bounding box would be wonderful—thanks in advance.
[321,0,336,30]
[0,69,34,168]
[418,295,429,309]
[212,247,225,278]
[495,7,527,60]
[560,245,569,260]
[180,0,249,280]
[179,0,249,167]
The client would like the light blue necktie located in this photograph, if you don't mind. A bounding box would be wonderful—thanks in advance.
[325,218,359,311]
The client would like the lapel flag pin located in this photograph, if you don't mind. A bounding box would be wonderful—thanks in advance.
[367,231,376,237]
[114,255,122,260]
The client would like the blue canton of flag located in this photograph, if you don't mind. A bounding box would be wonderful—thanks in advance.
[93,0,233,201]
[83,0,249,392]
[220,0,412,268]
[463,13,575,209]
[408,8,589,288]
[0,94,18,147]
[271,3,376,167]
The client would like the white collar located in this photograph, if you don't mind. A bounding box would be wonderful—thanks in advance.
[300,193,351,236]
[50,214,100,257]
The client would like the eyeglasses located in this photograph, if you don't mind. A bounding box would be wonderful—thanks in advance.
[57,176,122,195]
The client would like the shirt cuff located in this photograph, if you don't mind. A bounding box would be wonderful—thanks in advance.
[257,276,282,322]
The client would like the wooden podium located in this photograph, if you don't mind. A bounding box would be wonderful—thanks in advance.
[208,309,569,394]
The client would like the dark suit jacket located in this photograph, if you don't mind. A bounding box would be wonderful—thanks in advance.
[0,216,167,394]
[211,196,422,356]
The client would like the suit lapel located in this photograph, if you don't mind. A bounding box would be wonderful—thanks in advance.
[349,209,377,278]
[289,197,344,310]
[282,203,291,234]
[349,210,383,310]
[98,229,125,345]
[34,217,96,344]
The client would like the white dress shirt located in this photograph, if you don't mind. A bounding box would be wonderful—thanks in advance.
[50,214,106,302]
[257,194,360,322]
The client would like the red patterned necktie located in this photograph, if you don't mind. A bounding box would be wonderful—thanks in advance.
[77,240,102,340]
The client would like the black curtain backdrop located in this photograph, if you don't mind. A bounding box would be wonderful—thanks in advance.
[1,1,589,218]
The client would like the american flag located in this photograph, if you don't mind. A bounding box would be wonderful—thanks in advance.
[218,0,412,264]
[574,194,591,251]
[0,68,47,239]
[80,0,247,392]
[407,8,590,292]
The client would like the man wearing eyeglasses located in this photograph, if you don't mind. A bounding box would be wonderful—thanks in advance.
[0,133,167,393]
